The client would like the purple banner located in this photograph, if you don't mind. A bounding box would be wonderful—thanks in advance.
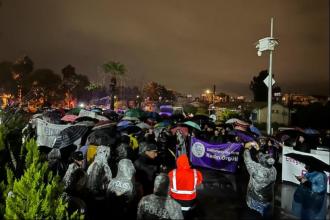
[189,137,243,173]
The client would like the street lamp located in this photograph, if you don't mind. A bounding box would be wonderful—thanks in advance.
[255,17,279,135]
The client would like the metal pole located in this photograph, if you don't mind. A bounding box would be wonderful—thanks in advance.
[267,17,274,135]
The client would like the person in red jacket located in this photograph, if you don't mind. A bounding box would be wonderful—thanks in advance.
[168,154,203,216]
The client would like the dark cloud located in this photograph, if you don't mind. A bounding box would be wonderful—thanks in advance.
[0,0,328,97]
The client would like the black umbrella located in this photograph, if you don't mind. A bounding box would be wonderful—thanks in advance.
[285,153,330,172]
[118,125,142,134]
[52,125,89,149]
[103,110,119,121]
[170,114,185,123]
[190,114,211,122]
[86,129,116,146]
[74,116,99,123]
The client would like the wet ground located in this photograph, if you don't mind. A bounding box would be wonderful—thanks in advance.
[195,167,330,220]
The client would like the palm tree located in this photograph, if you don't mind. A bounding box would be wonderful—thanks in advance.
[102,61,126,110]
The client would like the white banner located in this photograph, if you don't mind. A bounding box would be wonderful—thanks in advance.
[36,118,70,147]
[282,146,330,193]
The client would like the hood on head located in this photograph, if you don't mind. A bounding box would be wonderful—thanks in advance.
[176,154,190,169]
[257,152,275,168]
[153,173,169,197]
[94,145,110,164]
[48,148,61,160]
[116,159,135,179]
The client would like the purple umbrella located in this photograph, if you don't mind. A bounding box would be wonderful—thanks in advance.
[229,129,255,142]
[117,120,133,127]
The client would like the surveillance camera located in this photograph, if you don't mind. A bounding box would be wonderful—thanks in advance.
[257,51,262,56]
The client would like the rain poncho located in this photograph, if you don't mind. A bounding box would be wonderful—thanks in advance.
[116,142,134,162]
[303,171,327,194]
[107,159,137,219]
[244,149,277,216]
[63,162,81,191]
[86,146,112,196]
[107,159,136,199]
[137,174,184,220]
[47,148,67,177]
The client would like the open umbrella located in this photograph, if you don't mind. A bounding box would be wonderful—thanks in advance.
[250,124,262,137]
[170,114,185,123]
[154,121,171,129]
[67,107,82,115]
[92,121,116,130]
[136,122,151,130]
[304,128,320,135]
[75,116,99,123]
[95,115,109,121]
[91,107,103,114]
[228,129,255,142]
[86,129,116,146]
[191,114,210,122]
[123,109,145,119]
[225,118,240,124]
[118,125,142,134]
[285,153,330,172]
[171,126,189,137]
[103,110,119,121]
[117,120,133,127]
[61,114,78,123]
[52,125,89,148]
[75,121,96,127]
[146,112,161,121]
[183,121,201,131]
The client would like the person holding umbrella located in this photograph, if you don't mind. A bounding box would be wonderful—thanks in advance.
[243,141,277,219]
[287,154,329,194]
[287,153,329,220]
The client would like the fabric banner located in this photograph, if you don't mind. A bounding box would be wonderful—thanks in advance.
[189,137,243,172]
[282,146,330,194]
[36,118,70,147]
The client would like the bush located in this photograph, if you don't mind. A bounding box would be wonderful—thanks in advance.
[4,139,80,219]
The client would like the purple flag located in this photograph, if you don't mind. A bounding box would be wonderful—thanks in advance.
[189,137,243,173]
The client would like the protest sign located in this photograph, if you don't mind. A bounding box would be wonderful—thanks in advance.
[190,137,243,172]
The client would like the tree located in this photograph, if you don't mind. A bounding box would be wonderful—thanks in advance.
[220,109,240,123]
[0,61,16,94]
[61,64,90,107]
[250,70,268,102]
[102,61,126,110]
[11,56,34,103]
[26,69,63,104]
[142,82,177,102]
[4,140,77,219]
[72,74,90,102]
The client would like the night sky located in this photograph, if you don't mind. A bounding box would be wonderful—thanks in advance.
[0,0,329,97]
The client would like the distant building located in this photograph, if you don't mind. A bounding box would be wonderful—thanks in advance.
[251,103,289,125]
[281,93,327,106]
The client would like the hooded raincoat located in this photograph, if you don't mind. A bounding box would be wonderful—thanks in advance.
[137,174,184,220]
[243,149,277,217]
[107,159,137,219]
[86,146,112,196]
[107,159,136,199]
[168,154,203,202]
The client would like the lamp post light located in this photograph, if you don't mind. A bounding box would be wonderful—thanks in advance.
[255,17,279,135]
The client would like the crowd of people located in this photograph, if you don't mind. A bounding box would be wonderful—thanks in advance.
[20,107,329,220]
